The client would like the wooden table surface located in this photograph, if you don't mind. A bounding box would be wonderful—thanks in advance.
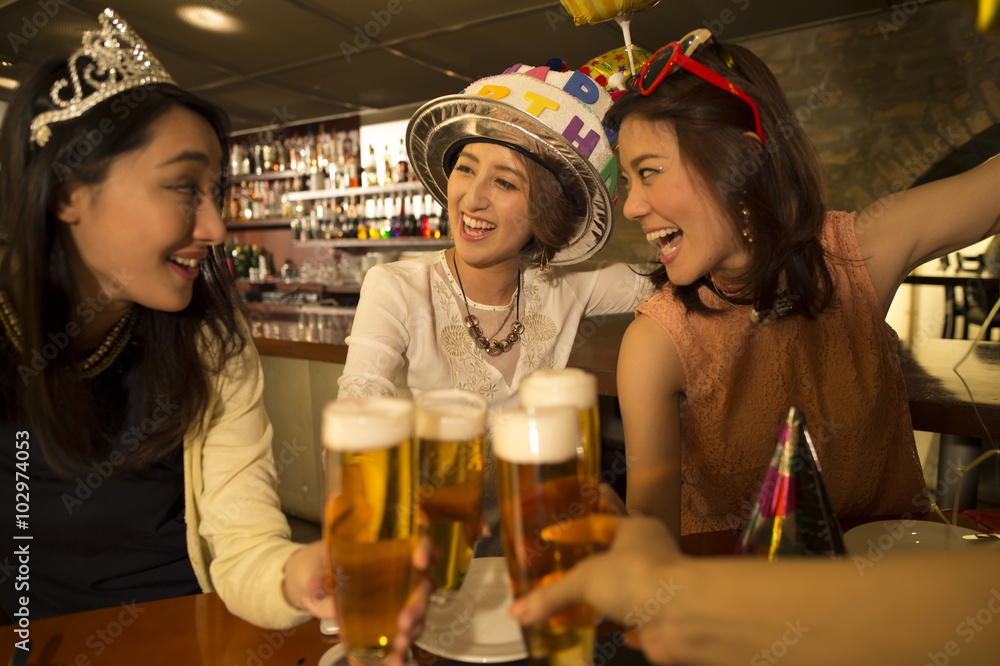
[4,511,991,666]
[898,338,1000,439]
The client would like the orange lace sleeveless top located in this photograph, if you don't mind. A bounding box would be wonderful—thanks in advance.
[637,211,927,535]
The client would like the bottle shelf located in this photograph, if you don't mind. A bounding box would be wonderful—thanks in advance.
[227,217,294,230]
[236,280,361,294]
[285,181,425,202]
[291,238,451,249]
[234,170,312,182]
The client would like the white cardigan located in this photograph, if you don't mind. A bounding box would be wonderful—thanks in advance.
[184,335,311,629]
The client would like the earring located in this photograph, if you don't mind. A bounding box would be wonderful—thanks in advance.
[538,250,550,274]
[740,204,753,244]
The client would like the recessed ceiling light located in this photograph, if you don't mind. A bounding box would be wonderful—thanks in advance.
[0,76,19,90]
[1,61,12,67]
[176,5,244,33]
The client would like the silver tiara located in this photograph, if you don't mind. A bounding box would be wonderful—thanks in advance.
[29,8,176,147]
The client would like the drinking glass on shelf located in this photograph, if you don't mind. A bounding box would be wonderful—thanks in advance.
[520,369,601,510]
[414,389,488,603]
[322,398,419,665]
[492,406,596,666]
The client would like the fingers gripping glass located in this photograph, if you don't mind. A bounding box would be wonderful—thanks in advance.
[639,29,767,144]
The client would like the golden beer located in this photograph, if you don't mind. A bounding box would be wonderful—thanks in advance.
[323,398,417,663]
[415,389,487,598]
[492,407,596,666]
[520,369,601,505]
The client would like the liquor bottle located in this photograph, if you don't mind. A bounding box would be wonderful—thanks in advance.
[316,124,330,171]
[289,133,301,172]
[234,244,250,279]
[261,131,273,173]
[230,144,242,177]
[383,144,394,185]
[361,145,378,188]
[274,135,287,172]
[395,137,409,183]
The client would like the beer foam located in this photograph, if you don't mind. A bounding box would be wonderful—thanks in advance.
[520,368,597,411]
[323,397,412,451]
[491,406,580,464]
[416,403,486,441]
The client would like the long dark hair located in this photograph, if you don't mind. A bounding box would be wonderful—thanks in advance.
[0,59,245,476]
[606,40,833,317]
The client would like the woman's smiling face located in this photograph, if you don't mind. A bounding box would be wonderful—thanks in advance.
[447,142,534,270]
[618,116,749,286]
[56,106,227,314]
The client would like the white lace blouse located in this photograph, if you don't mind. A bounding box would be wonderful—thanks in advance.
[338,250,653,410]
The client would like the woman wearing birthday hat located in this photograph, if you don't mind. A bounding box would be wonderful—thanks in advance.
[338,64,653,406]
[0,9,431,644]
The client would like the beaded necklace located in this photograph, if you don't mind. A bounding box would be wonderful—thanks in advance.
[0,291,137,378]
[705,279,793,325]
[451,254,524,356]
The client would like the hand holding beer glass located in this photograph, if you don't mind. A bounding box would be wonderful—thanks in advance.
[414,389,488,602]
[492,406,596,666]
[322,398,419,664]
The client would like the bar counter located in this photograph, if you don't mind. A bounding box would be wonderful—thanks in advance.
[254,314,1000,439]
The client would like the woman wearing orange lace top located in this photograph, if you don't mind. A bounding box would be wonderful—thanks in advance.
[611,30,1000,537]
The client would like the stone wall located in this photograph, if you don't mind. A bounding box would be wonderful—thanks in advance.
[596,0,1000,263]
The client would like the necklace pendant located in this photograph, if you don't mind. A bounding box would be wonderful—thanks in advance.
[464,314,480,329]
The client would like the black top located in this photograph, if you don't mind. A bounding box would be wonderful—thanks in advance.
[0,329,200,622]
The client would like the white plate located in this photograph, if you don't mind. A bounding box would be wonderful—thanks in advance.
[318,643,347,666]
[415,557,528,663]
[843,520,999,558]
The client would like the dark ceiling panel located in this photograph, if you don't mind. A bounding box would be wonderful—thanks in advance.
[200,79,358,131]
[295,0,561,44]
[262,47,468,109]
[0,0,904,122]
[400,8,625,80]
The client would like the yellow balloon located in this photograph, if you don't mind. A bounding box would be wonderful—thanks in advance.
[581,45,653,91]
[559,0,661,26]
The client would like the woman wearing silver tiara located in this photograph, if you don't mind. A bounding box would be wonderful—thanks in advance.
[0,9,431,642]
[338,64,653,407]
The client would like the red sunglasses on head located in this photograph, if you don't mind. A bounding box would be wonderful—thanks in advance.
[638,29,767,144]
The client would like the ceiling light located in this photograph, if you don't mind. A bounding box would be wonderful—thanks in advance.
[1,61,12,67]
[176,5,244,33]
[0,76,19,90]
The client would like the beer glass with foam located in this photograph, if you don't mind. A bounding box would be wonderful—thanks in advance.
[414,388,488,601]
[520,369,601,508]
[492,406,596,666]
[322,398,418,664]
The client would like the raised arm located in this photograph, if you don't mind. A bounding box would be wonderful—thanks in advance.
[617,313,684,538]
[856,153,1000,312]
